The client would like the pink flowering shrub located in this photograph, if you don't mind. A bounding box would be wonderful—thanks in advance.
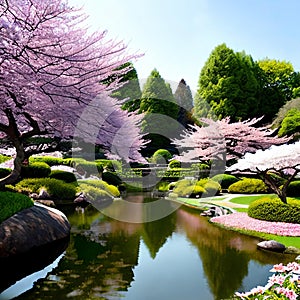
[211,212,300,236]
[234,262,300,300]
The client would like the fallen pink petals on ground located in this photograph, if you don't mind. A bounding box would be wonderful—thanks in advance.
[211,212,300,236]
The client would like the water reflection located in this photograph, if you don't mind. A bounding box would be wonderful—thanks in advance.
[9,195,297,300]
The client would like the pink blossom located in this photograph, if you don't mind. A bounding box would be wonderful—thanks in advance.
[211,213,300,236]
[275,287,298,300]
[270,263,287,273]
[268,274,286,285]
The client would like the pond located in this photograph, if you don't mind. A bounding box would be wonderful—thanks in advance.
[0,194,296,300]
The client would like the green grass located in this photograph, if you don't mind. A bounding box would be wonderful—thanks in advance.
[0,191,34,223]
[229,194,275,205]
[213,224,300,248]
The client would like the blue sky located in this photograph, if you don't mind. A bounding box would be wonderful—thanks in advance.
[69,0,300,92]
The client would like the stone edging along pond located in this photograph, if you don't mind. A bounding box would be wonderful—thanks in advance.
[0,203,70,258]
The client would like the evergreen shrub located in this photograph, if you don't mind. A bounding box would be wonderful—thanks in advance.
[228,178,268,194]
[14,178,77,200]
[21,162,51,178]
[49,170,77,183]
[211,174,239,189]
[248,197,300,223]
[286,181,300,197]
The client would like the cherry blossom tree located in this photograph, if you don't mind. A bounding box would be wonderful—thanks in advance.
[0,0,145,185]
[227,142,300,203]
[173,117,289,164]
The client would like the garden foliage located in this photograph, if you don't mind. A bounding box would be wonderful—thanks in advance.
[248,197,300,224]
[228,178,268,194]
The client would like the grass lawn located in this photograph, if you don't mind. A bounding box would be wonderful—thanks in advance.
[229,194,275,205]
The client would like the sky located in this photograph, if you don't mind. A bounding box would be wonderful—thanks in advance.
[69,0,300,92]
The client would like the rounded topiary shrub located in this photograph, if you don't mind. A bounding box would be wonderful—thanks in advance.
[168,160,181,169]
[15,178,77,200]
[286,181,300,197]
[228,178,268,194]
[199,179,221,197]
[211,174,239,189]
[0,168,12,179]
[49,170,77,183]
[151,149,172,164]
[21,162,51,178]
[248,197,300,224]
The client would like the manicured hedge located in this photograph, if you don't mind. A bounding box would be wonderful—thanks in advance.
[248,197,300,224]
[211,174,239,189]
[29,156,64,166]
[21,162,51,178]
[49,170,77,183]
[168,160,181,169]
[0,191,34,223]
[228,178,268,194]
[171,178,221,198]
[286,181,300,197]
[14,178,77,200]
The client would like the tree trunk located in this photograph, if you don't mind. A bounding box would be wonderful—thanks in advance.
[0,139,25,187]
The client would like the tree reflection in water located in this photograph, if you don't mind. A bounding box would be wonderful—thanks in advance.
[11,196,298,300]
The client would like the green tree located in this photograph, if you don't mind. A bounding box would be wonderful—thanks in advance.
[174,79,195,128]
[257,59,300,121]
[194,44,259,121]
[110,62,142,112]
[139,69,179,154]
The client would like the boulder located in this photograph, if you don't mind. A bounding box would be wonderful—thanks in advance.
[284,246,300,255]
[38,188,50,199]
[257,240,286,253]
[0,203,70,257]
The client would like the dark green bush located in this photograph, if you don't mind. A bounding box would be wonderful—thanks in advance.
[102,171,122,186]
[248,197,300,224]
[0,168,12,179]
[286,181,300,197]
[29,156,64,166]
[168,160,181,169]
[14,178,77,200]
[228,178,268,194]
[0,191,34,223]
[211,174,239,189]
[21,162,51,178]
[49,170,77,183]
[151,149,172,164]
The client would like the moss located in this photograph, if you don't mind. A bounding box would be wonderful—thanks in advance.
[0,191,34,223]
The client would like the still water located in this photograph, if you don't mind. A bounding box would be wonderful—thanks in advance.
[0,194,296,300]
